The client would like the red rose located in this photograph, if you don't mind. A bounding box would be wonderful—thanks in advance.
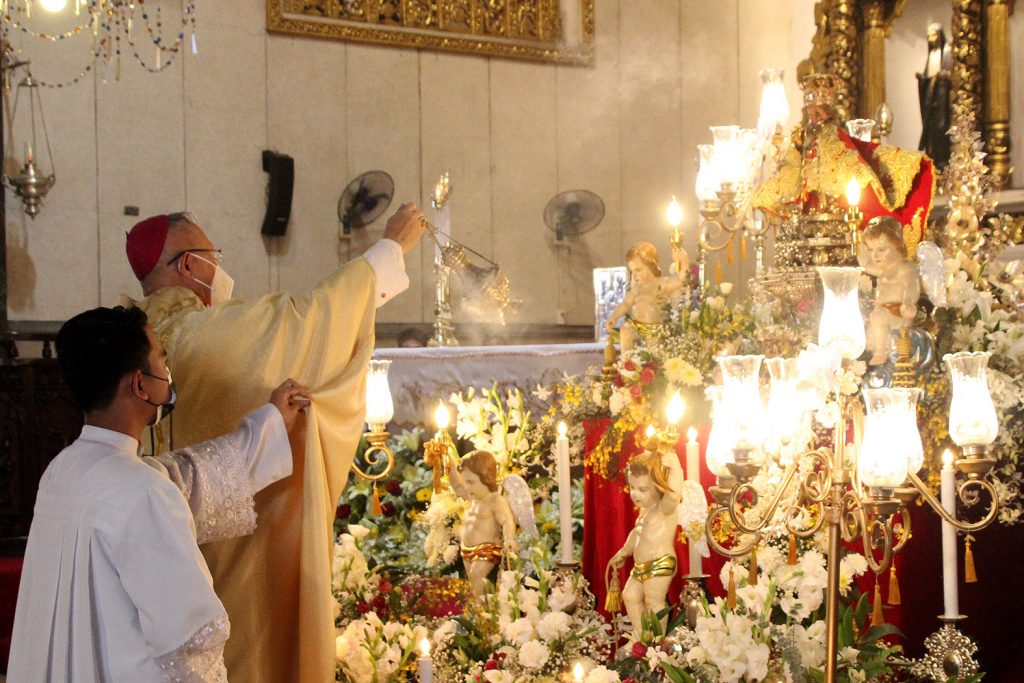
[640,367,655,385]
[378,579,393,595]
[624,360,637,371]
[631,641,647,658]
[386,479,402,496]
[335,504,352,520]
[381,502,397,517]
[355,601,371,614]
[613,375,624,388]
[630,384,644,399]
[496,652,508,661]
[484,659,499,671]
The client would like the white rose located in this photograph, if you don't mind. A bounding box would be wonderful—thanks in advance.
[518,639,551,669]
[584,665,621,683]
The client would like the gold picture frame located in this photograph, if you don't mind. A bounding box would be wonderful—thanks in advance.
[266,1,595,66]
[801,0,1014,187]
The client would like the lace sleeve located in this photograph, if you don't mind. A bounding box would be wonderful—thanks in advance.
[154,615,230,683]
[151,433,258,545]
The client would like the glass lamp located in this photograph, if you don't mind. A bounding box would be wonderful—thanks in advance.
[858,388,922,491]
[695,144,719,203]
[716,355,766,465]
[845,118,876,142]
[710,125,742,188]
[756,68,789,141]
[353,360,396,503]
[817,267,866,360]
[944,352,999,456]
[765,357,808,457]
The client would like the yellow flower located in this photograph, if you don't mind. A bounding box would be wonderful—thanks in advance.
[415,488,432,502]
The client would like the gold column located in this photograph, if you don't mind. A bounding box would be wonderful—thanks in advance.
[984,0,1013,187]
[860,0,888,119]
[951,0,983,120]
[828,0,859,121]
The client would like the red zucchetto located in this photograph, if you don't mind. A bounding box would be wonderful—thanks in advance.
[125,214,170,281]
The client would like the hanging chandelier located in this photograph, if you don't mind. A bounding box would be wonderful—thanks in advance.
[0,1,198,216]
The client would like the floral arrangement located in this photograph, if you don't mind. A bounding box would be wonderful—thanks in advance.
[431,542,616,683]
[610,538,901,683]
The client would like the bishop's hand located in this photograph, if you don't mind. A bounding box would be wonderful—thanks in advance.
[269,378,312,431]
[384,203,427,254]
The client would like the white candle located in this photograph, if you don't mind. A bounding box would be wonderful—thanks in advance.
[686,427,703,576]
[940,449,959,618]
[556,421,574,564]
[417,638,433,683]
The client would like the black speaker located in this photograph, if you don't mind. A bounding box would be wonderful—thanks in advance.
[261,150,294,236]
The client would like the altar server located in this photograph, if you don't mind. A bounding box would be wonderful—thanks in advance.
[8,306,309,682]
[122,205,425,681]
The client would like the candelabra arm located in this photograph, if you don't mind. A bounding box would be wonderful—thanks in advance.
[891,506,913,554]
[726,449,832,536]
[352,430,395,481]
[857,507,895,575]
[704,505,761,558]
[907,471,1000,532]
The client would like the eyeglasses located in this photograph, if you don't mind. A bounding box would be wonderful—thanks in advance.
[166,248,223,266]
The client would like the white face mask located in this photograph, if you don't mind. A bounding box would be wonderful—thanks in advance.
[190,253,235,306]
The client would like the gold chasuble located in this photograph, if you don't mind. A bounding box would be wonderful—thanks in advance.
[126,259,376,682]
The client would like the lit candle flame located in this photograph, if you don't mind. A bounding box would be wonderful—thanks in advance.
[943,448,954,469]
[558,421,568,438]
[573,662,585,681]
[666,195,683,228]
[666,391,685,425]
[687,426,698,443]
[845,177,861,207]
[645,424,656,439]
[419,637,431,657]
[434,402,450,430]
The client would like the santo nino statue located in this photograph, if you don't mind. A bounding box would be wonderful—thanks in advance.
[447,449,519,598]
[605,241,689,353]
[858,216,921,365]
[607,448,682,637]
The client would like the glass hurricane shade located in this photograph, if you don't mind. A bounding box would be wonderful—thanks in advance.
[817,267,866,360]
[765,357,807,448]
[695,144,718,202]
[704,385,733,476]
[710,125,742,187]
[716,354,766,455]
[859,387,923,488]
[365,360,394,427]
[845,118,876,142]
[944,351,999,446]
[757,68,789,139]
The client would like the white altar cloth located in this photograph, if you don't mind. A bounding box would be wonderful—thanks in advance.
[373,343,604,424]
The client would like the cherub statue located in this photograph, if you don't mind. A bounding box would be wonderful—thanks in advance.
[607,446,683,636]
[605,241,689,353]
[858,216,921,365]
[447,449,520,597]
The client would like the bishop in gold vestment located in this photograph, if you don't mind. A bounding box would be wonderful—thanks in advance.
[122,207,425,681]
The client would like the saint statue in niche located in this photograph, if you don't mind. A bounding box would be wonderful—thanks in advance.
[916,22,953,169]
[605,242,689,353]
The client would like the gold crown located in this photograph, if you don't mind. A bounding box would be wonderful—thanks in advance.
[800,72,838,106]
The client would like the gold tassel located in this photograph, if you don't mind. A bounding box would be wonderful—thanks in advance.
[748,545,758,586]
[788,532,798,565]
[727,236,735,264]
[740,234,748,260]
[871,577,884,626]
[604,565,622,613]
[888,562,901,605]
[371,483,382,516]
[727,566,737,610]
[964,537,978,584]
[715,258,724,284]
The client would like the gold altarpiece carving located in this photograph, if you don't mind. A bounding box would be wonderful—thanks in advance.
[800,0,1014,188]
[267,0,594,65]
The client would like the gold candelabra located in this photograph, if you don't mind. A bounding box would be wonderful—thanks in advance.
[697,183,772,285]
[703,270,1001,683]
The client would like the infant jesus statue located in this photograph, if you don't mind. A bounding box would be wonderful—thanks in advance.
[857,216,921,365]
[447,449,519,598]
[606,241,690,353]
[607,446,683,636]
